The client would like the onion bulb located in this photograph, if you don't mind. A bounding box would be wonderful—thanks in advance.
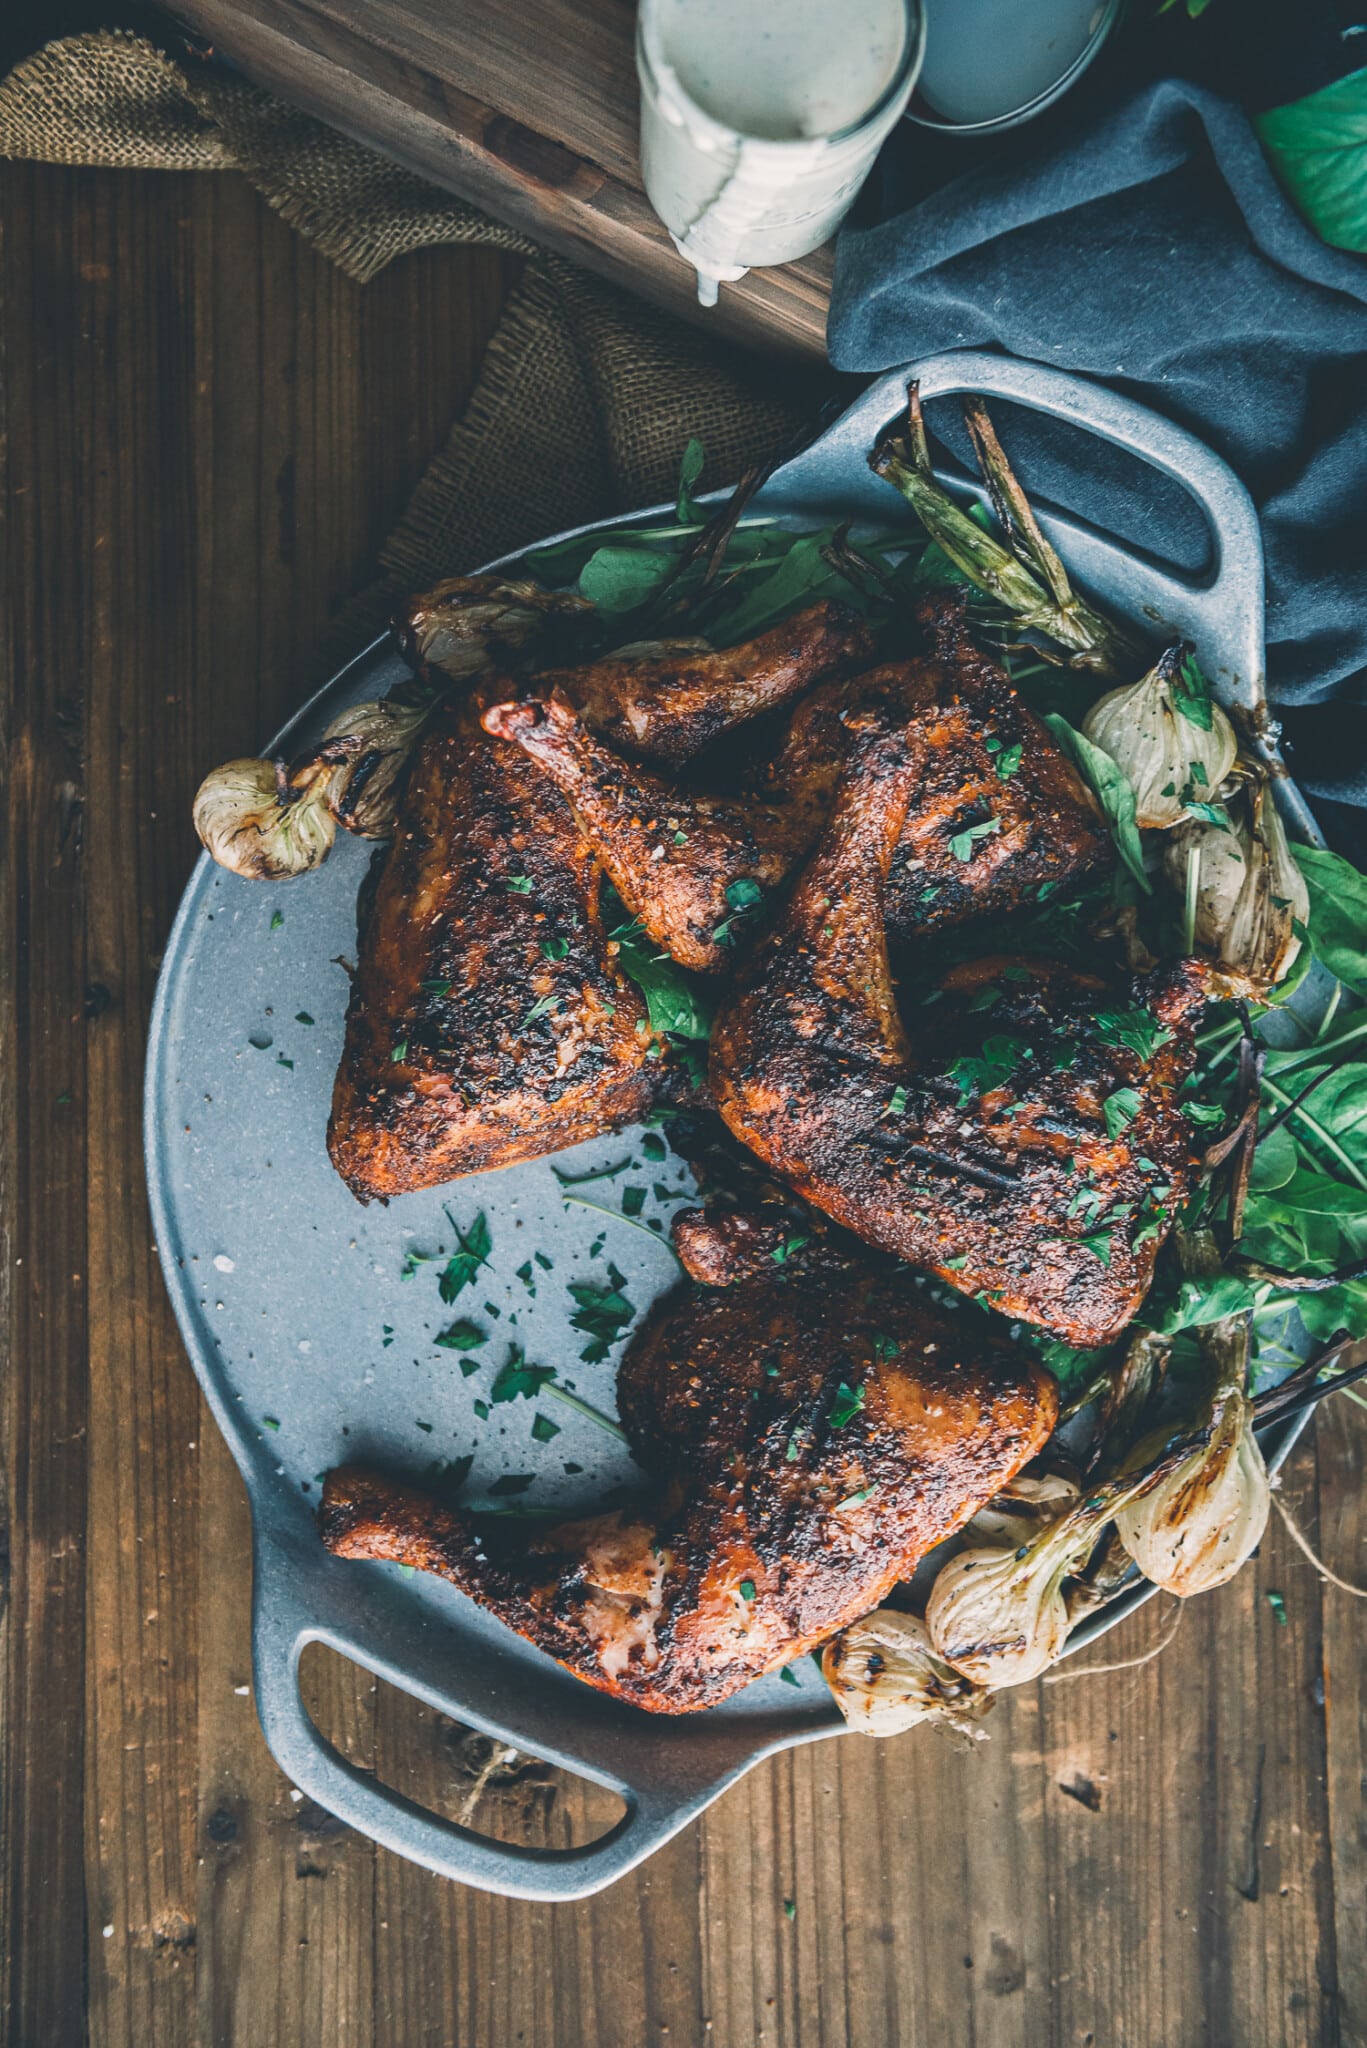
[820,1609,990,1737]
[926,1528,1084,1690]
[1163,775,1309,994]
[1081,645,1237,829]
[192,755,338,881]
[967,1472,1081,1550]
[1115,1316,1269,1597]
[400,576,593,681]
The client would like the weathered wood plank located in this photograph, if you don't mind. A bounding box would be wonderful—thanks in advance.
[0,157,95,2048]
[1316,1393,1366,2047]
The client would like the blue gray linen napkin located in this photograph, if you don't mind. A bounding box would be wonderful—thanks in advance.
[829,79,1367,840]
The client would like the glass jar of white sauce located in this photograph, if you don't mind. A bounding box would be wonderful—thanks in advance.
[637,0,925,306]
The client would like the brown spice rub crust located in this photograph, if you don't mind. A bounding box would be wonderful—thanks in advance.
[327,694,665,1199]
[320,1265,1057,1714]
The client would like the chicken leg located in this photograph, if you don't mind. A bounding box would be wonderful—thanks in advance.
[482,693,802,972]
[327,692,669,1199]
[319,1263,1057,1714]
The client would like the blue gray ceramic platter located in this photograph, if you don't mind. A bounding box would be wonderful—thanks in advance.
[145,352,1321,1900]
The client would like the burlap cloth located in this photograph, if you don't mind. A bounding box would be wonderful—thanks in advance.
[0,28,827,656]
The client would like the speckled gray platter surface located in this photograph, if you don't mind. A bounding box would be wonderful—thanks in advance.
[146,352,1318,1899]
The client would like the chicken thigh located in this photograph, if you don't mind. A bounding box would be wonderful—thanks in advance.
[709,714,1207,1347]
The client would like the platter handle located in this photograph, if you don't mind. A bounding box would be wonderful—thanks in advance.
[249,1516,728,1902]
[768,349,1321,844]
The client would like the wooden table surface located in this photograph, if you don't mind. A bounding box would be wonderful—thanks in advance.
[2,146,1365,2048]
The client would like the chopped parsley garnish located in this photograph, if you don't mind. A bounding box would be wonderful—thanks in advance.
[420,978,452,995]
[269,910,284,932]
[622,1185,646,1217]
[540,936,570,961]
[836,1484,877,1510]
[489,1473,534,1495]
[567,1266,635,1362]
[948,816,1002,862]
[941,1254,969,1271]
[872,1332,899,1362]
[881,1084,909,1119]
[828,1381,866,1429]
[262,1415,280,1431]
[435,1318,486,1352]
[415,1420,433,1434]
[531,1412,561,1443]
[711,876,765,947]
[1093,1007,1173,1063]
[472,1398,489,1420]
[995,742,1024,781]
[490,1347,557,1404]
[523,994,559,1026]
[738,1578,757,1601]
[535,1251,554,1271]
[295,1011,314,1026]
[726,877,764,910]
[949,1034,1030,1104]
[1173,653,1215,731]
[641,1132,667,1163]
[390,1040,407,1063]
[1080,1229,1113,1267]
[277,1054,294,1071]
[438,1210,492,1304]
[1102,1086,1142,1140]
[770,1234,809,1265]
[779,1665,800,1688]
[506,875,534,894]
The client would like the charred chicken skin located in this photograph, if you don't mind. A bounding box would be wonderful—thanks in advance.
[482,694,800,973]
[710,715,1207,1347]
[329,606,877,1195]
[757,600,1110,944]
[486,599,1107,975]
[327,692,666,1199]
[538,601,875,771]
[319,1263,1057,1713]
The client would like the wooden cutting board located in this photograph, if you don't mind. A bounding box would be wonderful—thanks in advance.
[171,0,834,359]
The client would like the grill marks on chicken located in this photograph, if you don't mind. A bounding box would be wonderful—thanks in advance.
[539,601,876,771]
[327,694,665,1199]
[319,1265,1057,1713]
[488,604,1107,974]
[757,607,1110,942]
[710,718,1206,1347]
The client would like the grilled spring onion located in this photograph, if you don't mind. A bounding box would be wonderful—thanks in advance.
[820,1608,991,1738]
[1114,1314,1270,1599]
[869,385,1145,678]
[1163,770,1310,995]
[1081,645,1238,829]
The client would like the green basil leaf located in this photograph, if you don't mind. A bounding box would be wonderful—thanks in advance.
[1254,64,1367,256]
[1249,1124,1299,1192]
[1043,714,1150,893]
[578,545,676,616]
